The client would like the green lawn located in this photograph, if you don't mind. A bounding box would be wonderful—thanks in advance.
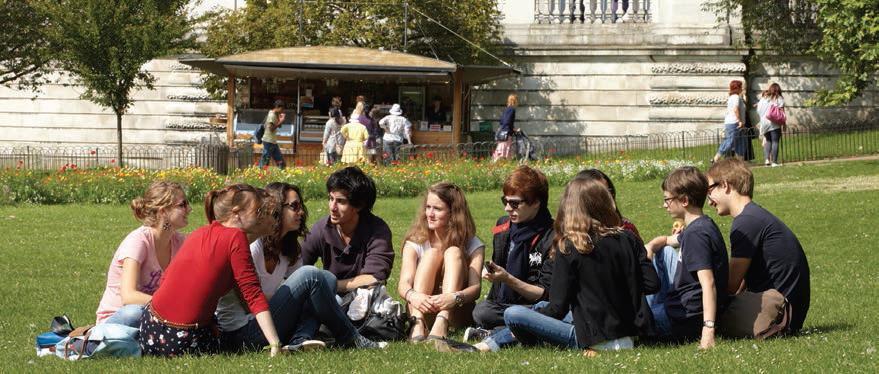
[1,160,878,372]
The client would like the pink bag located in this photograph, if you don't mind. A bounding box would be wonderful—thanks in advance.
[766,104,786,125]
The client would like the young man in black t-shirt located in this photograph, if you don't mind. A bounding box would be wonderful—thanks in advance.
[645,167,728,349]
[707,159,810,333]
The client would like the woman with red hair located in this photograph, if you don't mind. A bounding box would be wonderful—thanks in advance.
[713,80,746,163]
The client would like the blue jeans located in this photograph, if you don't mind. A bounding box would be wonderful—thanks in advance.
[259,141,285,169]
[646,245,679,337]
[104,304,145,328]
[716,122,738,155]
[219,266,355,351]
[503,302,577,349]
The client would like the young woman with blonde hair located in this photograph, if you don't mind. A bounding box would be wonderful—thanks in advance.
[502,178,658,356]
[493,93,519,162]
[95,181,191,328]
[398,182,484,348]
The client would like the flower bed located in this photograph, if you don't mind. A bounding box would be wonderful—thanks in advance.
[0,158,700,205]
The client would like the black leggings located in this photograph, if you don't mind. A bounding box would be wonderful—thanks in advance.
[763,129,782,163]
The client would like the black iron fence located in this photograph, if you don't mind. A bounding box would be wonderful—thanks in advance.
[0,143,254,174]
[3,124,877,173]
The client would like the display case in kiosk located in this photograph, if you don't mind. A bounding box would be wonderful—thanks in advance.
[180,47,519,165]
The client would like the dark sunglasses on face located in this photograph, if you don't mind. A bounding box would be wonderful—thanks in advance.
[663,196,677,205]
[283,201,303,212]
[707,182,720,193]
[501,196,524,210]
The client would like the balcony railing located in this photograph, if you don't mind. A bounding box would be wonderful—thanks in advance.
[534,0,651,24]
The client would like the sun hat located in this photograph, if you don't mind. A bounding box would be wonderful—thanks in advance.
[389,104,402,116]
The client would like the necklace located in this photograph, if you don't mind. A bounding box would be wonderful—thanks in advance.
[336,224,351,245]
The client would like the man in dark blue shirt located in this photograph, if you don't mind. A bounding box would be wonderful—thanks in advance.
[707,159,810,333]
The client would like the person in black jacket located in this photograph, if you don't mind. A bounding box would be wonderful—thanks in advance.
[503,178,659,356]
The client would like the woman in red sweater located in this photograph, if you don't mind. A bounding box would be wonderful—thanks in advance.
[139,184,283,357]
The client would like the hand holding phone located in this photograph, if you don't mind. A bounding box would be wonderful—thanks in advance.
[484,261,495,274]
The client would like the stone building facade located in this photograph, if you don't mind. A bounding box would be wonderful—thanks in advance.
[0,0,875,148]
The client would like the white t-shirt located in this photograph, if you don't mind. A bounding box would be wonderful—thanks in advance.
[404,236,485,260]
[724,94,746,125]
[216,238,301,332]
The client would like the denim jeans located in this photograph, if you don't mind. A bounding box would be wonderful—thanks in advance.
[384,140,402,163]
[219,266,355,351]
[481,301,551,351]
[716,122,738,156]
[104,304,145,328]
[646,245,679,337]
[503,302,577,349]
[259,141,285,169]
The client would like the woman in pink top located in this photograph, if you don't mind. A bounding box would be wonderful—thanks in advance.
[95,181,191,327]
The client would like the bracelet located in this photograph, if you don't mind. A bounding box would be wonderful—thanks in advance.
[404,288,415,302]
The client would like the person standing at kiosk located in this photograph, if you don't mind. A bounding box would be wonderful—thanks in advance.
[380,104,413,163]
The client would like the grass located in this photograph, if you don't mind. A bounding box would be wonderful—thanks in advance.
[1,159,878,372]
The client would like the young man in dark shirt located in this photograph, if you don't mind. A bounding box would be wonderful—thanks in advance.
[706,158,810,333]
[645,166,728,349]
[300,166,394,293]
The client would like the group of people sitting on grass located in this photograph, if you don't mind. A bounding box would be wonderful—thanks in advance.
[94,159,810,357]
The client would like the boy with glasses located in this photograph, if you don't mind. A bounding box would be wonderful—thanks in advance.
[706,158,810,333]
[644,166,729,349]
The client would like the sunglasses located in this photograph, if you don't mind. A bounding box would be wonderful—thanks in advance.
[283,201,303,212]
[501,196,525,210]
[663,196,678,205]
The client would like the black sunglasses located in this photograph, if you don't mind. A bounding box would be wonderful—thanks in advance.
[707,182,720,192]
[501,196,524,210]
[283,201,303,212]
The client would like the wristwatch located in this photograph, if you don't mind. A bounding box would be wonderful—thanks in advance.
[453,292,464,307]
[703,320,716,329]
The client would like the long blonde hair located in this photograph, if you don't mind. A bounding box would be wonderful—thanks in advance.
[404,182,476,252]
[351,101,365,118]
[553,178,622,257]
[506,93,518,107]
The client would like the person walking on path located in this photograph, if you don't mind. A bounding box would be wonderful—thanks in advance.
[493,94,518,162]
[259,100,287,169]
[712,81,746,164]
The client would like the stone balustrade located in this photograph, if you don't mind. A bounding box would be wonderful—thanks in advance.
[534,0,650,24]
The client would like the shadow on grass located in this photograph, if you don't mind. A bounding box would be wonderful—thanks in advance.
[796,322,855,336]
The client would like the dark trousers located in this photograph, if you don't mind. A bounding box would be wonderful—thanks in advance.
[472,299,518,329]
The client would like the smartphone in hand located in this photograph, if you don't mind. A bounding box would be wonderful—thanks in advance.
[484,261,495,274]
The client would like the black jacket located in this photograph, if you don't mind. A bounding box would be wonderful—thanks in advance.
[539,231,659,347]
[486,216,555,304]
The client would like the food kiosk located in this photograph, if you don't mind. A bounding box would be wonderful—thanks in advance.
[180,46,519,164]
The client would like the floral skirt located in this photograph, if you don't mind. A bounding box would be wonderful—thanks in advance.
[138,307,218,357]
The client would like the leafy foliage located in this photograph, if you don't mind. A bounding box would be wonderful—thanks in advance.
[199,0,503,97]
[704,0,879,106]
[0,0,52,90]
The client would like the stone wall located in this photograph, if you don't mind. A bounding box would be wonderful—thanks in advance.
[0,58,226,147]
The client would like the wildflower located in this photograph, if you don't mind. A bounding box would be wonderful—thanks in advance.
[89,150,96,155]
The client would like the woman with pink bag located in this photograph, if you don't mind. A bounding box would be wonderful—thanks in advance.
[756,83,786,167]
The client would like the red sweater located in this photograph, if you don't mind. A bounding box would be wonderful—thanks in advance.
[150,221,269,325]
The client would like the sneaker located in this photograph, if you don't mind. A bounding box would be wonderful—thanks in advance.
[771,163,781,167]
[352,334,387,350]
[463,327,491,343]
[282,340,326,352]
[764,161,771,166]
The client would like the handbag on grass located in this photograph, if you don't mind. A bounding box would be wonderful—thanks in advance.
[718,289,791,340]
[341,281,409,341]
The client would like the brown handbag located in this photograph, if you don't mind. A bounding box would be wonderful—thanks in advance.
[718,289,791,340]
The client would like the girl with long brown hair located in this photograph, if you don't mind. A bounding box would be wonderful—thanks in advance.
[757,82,785,166]
[503,178,658,356]
[398,182,484,347]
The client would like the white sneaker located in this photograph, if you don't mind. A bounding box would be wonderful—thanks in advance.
[771,163,781,167]
[282,340,326,352]
[463,327,491,343]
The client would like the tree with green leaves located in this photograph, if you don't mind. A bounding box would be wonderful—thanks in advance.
[0,0,52,90]
[37,0,195,165]
[199,0,503,96]
[704,0,879,106]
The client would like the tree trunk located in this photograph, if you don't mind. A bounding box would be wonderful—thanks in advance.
[116,112,123,167]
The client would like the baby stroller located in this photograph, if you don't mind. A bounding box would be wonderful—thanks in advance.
[512,130,538,161]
